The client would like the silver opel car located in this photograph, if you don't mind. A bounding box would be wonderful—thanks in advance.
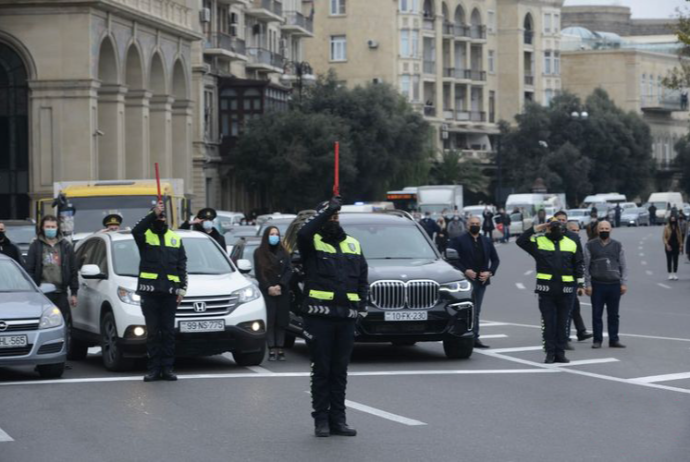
[0,254,67,379]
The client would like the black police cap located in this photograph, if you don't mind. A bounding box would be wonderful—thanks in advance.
[197,208,217,221]
[103,214,123,227]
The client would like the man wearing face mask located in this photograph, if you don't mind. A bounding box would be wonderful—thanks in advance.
[584,220,627,349]
[0,221,24,265]
[517,217,584,364]
[132,201,188,382]
[447,215,500,348]
[297,196,368,438]
[180,207,226,249]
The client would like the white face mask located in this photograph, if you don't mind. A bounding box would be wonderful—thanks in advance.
[202,221,214,231]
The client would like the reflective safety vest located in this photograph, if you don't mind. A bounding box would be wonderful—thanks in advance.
[302,233,366,316]
[531,234,578,284]
[136,229,185,295]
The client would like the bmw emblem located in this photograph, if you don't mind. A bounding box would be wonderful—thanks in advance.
[0,321,7,332]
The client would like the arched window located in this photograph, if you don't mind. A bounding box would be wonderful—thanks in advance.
[524,14,534,44]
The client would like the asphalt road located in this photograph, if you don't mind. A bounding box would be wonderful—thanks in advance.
[2,225,690,462]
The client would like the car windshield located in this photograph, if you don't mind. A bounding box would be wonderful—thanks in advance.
[344,224,437,260]
[652,202,667,210]
[4,225,35,245]
[112,238,234,277]
[0,260,36,292]
[67,196,158,234]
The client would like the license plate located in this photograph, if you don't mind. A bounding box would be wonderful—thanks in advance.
[0,335,28,348]
[384,311,428,322]
[179,320,225,333]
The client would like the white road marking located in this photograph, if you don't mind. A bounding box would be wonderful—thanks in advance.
[523,270,534,276]
[639,253,645,257]
[0,428,14,442]
[629,372,690,384]
[480,321,511,327]
[645,270,654,276]
[489,346,543,354]
[246,366,275,375]
[638,246,643,250]
[641,261,647,266]
[344,399,427,426]
[478,334,508,339]
[658,283,672,289]
[552,358,619,367]
[516,283,526,290]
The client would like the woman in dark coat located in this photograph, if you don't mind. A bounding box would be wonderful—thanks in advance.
[254,226,293,361]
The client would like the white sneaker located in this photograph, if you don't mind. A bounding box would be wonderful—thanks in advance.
[668,274,674,280]
[674,274,679,280]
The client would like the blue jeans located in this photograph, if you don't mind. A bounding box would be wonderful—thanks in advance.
[502,226,510,243]
[471,280,487,339]
[591,282,621,344]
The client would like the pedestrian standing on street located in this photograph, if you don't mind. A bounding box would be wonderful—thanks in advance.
[25,215,79,352]
[448,216,500,349]
[648,203,657,226]
[536,208,547,225]
[497,208,512,243]
[482,206,495,240]
[297,196,368,437]
[0,221,24,265]
[254,226,292,362]
[517,217,584,364]
[565,220,593,344]
[180,207,226,249]
[132,201,187,382]
[446,212,465,240]
[663,215,683,280]
[584,220,627,349]
[614,204,622,228]
[585,211,599,241]
[435,217,449,253]
[420,212,440,240]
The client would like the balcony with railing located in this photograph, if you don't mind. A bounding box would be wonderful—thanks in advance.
[423,17,435,31]
[282,10,313,36]
[204,33,247,59]
[247,0,283,21]
[423,105,437,117]
[453,24,471,39]
[246,47,285,71]
[642,91,688,113]
[524,74,534,86]
[470,25,486,40]
[470,111,486,122]
[443,108,455,120]
[468,70,486,82]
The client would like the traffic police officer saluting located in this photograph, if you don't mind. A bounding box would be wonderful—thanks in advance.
[297,196,368,437]
[132,201,188,382]
[517,217,584,364]
[102,214,123,232]
[180,207,226,249]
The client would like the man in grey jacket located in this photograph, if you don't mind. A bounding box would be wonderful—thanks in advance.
[584,220,627,349]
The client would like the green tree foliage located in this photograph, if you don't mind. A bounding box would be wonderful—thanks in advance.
[232,72,431,210]
[500,89,654,205]
[662,11,690,90]
[430,150,489,194]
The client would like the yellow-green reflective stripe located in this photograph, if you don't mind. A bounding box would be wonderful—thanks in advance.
[562,276,575,282]
[560,238,577,253]
[537,273,553,280]
[313,235,337,254]
[309,290,334,300]
[145,230,160,246]
[144,230,181,248]
[140,272,158,279]
[340,237,362,255]
[347,293,361,302]
[167,275,181,283]
[536,236,555,251]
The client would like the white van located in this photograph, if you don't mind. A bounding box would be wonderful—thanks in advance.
[647,192,684,223]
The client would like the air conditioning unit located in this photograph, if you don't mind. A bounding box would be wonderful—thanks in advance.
[200,8,211,23]
[368,40,379,49]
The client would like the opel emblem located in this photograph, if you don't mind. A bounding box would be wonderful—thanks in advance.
[193,302,207,313]
[0,321,7,332]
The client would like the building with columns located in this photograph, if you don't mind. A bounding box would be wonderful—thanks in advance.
[0,0,202,220]
[303,0,564,161]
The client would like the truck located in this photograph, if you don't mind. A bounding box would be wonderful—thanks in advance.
[505,193,566,218]
[36,179,187,240]
[647,192,684,223]
[417,185,464,216]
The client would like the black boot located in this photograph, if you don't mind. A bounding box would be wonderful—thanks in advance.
[544,353,556,364]
[161,368,178,381]
[314,419,330,437]
[144,370,161,382]
[330,422,357,437]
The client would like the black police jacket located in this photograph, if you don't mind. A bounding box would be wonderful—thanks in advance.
[297,206,368,320]
[179,221,226,249]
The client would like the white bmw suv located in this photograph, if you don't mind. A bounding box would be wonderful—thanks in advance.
[70,230,266,371]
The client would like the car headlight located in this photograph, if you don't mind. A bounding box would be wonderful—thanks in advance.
[233,285,260,304]
[118,287,141,306]
[440,280,472,293]
[39,306,64,329]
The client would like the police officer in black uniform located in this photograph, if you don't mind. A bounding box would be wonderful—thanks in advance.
[102,214,123,232]
[180,207,226,249]
[297,196,368,437]
[517,217,584,364]
[132,201,188,382]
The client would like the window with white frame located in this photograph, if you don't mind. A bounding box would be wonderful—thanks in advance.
[330,35,347,61]
[554,14,560,33]
[413,75,420,101]
[412,30,420,58]
[553,51,560,75]
[401,30,410,57]
[544,13,552,34]
[488,50,495,74]
[488,11,496,33]
[544,51,552,75]
[400,75,411,100]
[400,0,419,13]
[544,88,554,106]
[330,0,346,16]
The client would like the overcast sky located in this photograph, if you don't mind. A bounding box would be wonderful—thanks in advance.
[564,0,687,19]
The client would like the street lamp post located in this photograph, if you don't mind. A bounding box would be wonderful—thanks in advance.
[280,61,316,104]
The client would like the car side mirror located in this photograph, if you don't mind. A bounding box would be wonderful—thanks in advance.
[237,259,253,274]
[81,264,106,280]
[445,248,459,261]
[39,283,57,294]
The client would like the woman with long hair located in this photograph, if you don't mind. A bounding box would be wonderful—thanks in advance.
[254,226,293,360]
[663,215,684,280]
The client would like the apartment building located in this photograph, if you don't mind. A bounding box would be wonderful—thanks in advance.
[197,0,314,212]
[0,0,202,220]
[304,0,563,161]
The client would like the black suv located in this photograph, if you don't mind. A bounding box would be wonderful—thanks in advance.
[283,211,475,359]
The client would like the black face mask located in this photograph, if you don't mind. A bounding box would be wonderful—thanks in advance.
[152,220,168,234]
[0,231,5,241]
[321,221,344,241]
[599,231,610,240]
[469,225,481,235]
[548,227,563,241]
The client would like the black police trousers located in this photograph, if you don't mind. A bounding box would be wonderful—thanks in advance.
[303,315,356,423]
[539,293,574,356]
[141,294,177,372]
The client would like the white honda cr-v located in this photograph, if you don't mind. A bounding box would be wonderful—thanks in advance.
[70,230,266,371]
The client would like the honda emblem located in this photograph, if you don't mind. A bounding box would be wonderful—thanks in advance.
[193,302,207,313]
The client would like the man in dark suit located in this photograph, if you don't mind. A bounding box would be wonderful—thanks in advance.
[447,216,500,348]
